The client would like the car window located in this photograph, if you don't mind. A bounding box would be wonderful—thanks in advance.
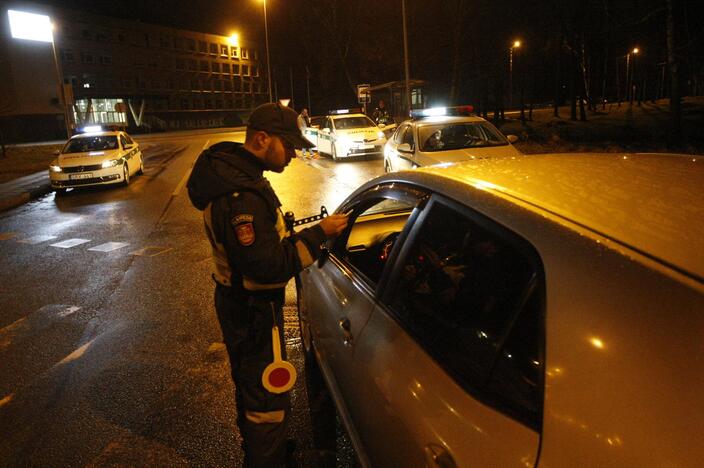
[120,135,129,148]
[387,198,544,429]
[334,186,427,287]
[393,124,408,144]
[63,136,118,153]
[401,125,415,148]
[419,122,508,152]
[124,134,134,145]
[333,116,376,130]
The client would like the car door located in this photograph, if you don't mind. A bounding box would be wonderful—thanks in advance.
[346,194,545,467]
[317,117,333,155]
[389,123,417,171]
[301,184,428,459]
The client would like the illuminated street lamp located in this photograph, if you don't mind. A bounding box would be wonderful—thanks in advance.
[258,0,273,103]
[228,33,239,48]
[7,9,71,138]
[509,40,521,109]
[626,47,639,105]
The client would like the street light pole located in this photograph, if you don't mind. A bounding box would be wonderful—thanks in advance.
[401,0,412,117]
[261,0,273,103]
[509,40,521,109]
[50,32,72,139]
[627,47,639,105]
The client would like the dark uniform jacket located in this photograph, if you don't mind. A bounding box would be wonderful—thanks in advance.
[187,142,327,293]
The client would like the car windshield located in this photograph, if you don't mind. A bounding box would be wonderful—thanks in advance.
[418,122,508,152]
[63,136,119,153]
[334,116,376,130]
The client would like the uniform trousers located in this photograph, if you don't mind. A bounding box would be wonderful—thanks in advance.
[214,283,290,467]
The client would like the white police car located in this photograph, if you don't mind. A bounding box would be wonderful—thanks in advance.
[49,129,144,193]
[384,106,521,172]
[315,109,387,161]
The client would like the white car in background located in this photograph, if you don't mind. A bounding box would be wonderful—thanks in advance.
[316,109,387,161]
[49,130,144,193]
[384,107,521,172]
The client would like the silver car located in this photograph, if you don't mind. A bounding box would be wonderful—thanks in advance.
[384,114,521,173]
[297,152,704,467]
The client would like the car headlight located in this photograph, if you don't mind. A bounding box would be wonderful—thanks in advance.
[377,131,385,139]
[101,159,121,168]
[49,165,62,173]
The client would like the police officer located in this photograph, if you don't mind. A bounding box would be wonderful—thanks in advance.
[187,103,349,467]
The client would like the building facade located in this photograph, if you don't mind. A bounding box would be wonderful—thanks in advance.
[0,1,267,142]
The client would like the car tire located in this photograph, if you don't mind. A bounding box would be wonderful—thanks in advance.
[296,277,337,455]
[122,163,130,186]
[137,155,144,175]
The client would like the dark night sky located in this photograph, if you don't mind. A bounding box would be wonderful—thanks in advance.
[19,0,704,111]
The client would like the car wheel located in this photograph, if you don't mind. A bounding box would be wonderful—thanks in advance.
[296,277,336,454]
[122,163,130,186]
[331,145,338,162]
[54,188,66,195]
[137,155,144,175]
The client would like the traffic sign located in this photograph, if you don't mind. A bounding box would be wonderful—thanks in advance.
[357,83,370,104]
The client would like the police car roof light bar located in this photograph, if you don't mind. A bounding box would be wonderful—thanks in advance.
[410,105,475,120]
[329,108,362,115]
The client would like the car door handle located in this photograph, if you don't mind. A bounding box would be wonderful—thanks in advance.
[338,317,354,347]
[424,444,456,468]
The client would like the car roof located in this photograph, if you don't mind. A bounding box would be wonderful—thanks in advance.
[414,152,704,282]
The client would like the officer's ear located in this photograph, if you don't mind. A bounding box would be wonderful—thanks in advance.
[247,131,272,153]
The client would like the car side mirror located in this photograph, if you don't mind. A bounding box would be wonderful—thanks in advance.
[124,143,133,149]
[397,143,412,153]
[378,123,386,129]
[506,134,519,144]
[317,245,329,268]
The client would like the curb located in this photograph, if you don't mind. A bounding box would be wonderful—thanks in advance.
[0,183,52,213]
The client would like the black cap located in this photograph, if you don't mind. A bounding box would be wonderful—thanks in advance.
[248,103,314,149]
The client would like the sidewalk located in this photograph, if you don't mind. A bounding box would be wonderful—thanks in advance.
[0,170,52,212]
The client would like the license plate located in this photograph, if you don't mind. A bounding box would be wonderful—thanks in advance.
[359,144,374,149]
[69,173,92,180]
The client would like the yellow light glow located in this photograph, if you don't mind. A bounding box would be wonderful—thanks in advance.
[228,33,240,47]
[513,40,521,48]
[632,47,639,54]
[590,337,605,349]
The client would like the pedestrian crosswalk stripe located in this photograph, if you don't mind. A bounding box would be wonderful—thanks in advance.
[0,232,18,241]
[17,235,57,244]
[130,246,173,257]
[50,238,91,249]
[87,242,129,252]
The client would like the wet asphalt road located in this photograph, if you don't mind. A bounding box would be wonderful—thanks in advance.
[0,130,383,467]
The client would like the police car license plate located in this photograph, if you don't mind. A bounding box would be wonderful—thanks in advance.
[69,173,92,180]
[359,144,374,149]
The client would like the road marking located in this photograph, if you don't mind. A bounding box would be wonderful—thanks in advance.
[129,246,173,257]
[208,342,226,353]
[50,238,91,249]
[172,164,193,196]
[88,242,129,252]
[0,232,18,241]
[57,306,81,317]
[56,337,96,366]
[17,235,57,244]
[0,394,13,408]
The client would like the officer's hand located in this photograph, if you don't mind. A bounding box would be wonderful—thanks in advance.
[319,213,349,237]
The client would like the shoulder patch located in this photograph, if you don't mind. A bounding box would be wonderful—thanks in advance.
[231,214,254,226]
[235,223,255,246]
